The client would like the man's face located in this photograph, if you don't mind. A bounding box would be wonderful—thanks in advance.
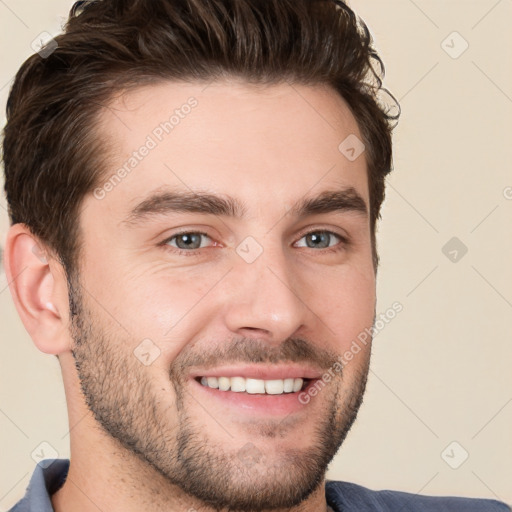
[70,80,376,509]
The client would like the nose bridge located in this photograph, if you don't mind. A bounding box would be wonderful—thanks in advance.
[222,237,309,341]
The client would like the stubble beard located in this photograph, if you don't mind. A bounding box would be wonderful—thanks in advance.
[67,274,370,511]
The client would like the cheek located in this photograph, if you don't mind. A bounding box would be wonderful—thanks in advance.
[314,263,376,348]
[109,266,226,361]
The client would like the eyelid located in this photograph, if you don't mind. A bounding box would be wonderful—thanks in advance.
[160,230,217,249]
[293,225,349,244]
[160,226,349,257]
[293,231,342,248]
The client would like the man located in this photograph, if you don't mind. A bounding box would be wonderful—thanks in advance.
[2,0,509,511]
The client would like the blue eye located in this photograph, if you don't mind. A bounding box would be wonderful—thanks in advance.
[295,231,343,250]
[164,231,212,251]
[161,229,348,257]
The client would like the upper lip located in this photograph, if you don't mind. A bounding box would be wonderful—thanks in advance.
[190,364,323,381]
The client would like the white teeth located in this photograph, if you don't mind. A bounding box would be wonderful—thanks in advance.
[283,378,294,393]
[292,378,303,392]
[246,378,265,394]
[218,377,230,391]
[265,379,284,395]
[230,376,246,392]
[207,377,218,388]
[199,376,305,395]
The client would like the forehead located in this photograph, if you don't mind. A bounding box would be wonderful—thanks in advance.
[91,79,369,220]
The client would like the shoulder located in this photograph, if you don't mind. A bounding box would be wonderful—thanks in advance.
[326,480,511,512]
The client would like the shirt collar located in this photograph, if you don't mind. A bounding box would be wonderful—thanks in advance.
[11,459,69,512]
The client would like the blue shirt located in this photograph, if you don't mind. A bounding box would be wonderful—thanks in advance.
[9,459,511,511]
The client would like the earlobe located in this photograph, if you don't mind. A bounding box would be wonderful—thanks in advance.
[3,224,72,355]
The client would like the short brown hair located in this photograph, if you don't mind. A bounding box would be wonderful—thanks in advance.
[2,0,399,278]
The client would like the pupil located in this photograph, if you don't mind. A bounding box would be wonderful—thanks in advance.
[178,233,200,249]
[308,232,328,248]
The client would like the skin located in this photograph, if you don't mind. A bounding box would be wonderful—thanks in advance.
[4,79,376,512]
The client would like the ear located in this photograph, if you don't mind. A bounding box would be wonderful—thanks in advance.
[3,224,72,355]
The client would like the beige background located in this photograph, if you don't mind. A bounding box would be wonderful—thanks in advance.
[1,0,511,509]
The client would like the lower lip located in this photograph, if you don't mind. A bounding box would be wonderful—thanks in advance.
[191,378,316,416]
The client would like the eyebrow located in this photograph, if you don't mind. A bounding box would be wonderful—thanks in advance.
[121,187,368,227]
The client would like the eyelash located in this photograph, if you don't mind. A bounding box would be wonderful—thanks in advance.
[159,229,349,257]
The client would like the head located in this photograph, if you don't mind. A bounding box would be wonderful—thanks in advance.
[2,0,398,510]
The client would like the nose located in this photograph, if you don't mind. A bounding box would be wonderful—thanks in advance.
[221,244,311,344]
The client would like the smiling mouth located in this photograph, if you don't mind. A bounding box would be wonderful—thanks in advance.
[195,376,310,395]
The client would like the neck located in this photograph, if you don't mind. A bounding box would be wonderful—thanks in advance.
[51,451,329,512]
